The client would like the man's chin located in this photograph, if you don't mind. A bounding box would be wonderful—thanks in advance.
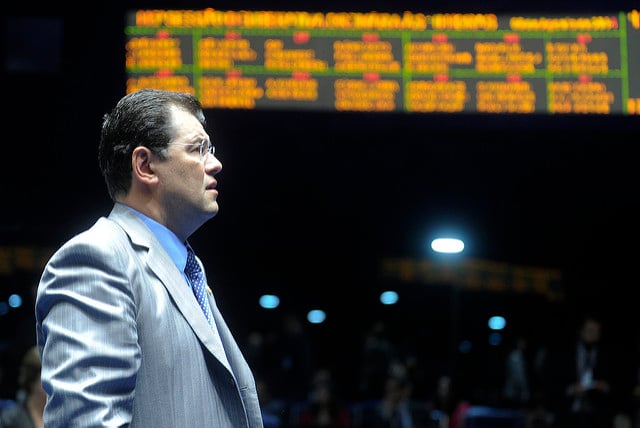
[205,203,219,218]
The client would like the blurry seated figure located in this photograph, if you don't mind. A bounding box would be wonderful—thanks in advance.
[0,346,45,428]
[356,364,433,428]
[294,368,352,428]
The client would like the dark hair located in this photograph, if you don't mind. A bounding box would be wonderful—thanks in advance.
[98,89,206,200]
[18,346,41,394]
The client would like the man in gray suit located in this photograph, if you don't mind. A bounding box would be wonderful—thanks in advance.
[35,89,264,427]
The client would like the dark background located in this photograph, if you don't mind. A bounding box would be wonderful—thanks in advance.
[2,0,640,409]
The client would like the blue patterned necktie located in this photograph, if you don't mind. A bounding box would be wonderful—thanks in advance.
[185,247,213,326]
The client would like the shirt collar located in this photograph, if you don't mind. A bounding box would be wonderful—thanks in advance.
[124,205,188,271]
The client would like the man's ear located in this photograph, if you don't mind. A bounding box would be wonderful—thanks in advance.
[132,146,157,185]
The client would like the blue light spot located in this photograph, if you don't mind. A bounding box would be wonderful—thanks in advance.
[259,294,280,309]
[8,294,22,308]
[489,332,502,346]
[307,310,326,324]
[380,291,399,305]
[488,316,506,330]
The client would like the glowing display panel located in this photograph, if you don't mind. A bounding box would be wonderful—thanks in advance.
[125,9,640,115]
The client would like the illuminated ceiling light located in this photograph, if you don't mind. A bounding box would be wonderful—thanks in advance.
[259,294,280,309]
[431,238,465,254]
[488,315,506,330]
[8,294,23,308]
[307,309,326,324]
[380,291,399,305]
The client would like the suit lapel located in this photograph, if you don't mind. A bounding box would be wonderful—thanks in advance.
[107,203,234,374]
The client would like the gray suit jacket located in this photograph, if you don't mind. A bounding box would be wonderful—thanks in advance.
[36,203,263,427]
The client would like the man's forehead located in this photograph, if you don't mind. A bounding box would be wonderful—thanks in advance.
[170,107,207,140]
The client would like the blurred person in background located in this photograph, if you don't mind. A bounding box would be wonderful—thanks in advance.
[502,334,532,409]
[273,313,315,401]
[355,360,433,428]
[548,315,612,428]
[293,368,352,428]
[358,321,397,400]
[0,346,45,428]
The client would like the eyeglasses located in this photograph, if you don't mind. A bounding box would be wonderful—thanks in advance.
[168,139,215,161]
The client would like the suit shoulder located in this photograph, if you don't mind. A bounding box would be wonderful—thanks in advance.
[48,216,131,262]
